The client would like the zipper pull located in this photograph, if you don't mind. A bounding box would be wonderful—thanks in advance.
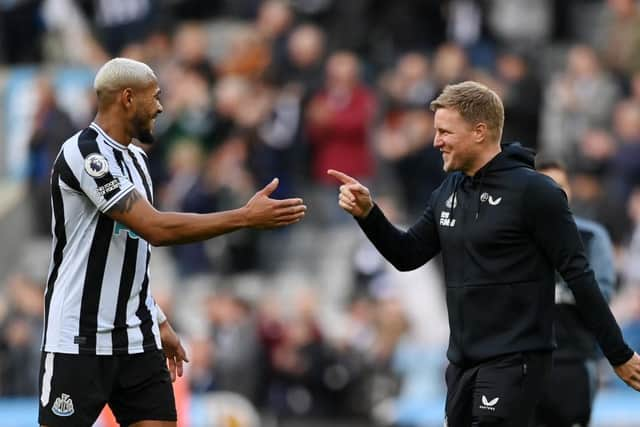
[523,362,528,376]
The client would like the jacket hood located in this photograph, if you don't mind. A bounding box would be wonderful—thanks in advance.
[478,142,535,176]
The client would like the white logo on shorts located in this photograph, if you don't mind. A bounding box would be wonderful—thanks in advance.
[52,393,75,416]
[479,395,500,411]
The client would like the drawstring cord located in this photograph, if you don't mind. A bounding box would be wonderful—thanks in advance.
[451,176,461,221]
[474,167,488,221]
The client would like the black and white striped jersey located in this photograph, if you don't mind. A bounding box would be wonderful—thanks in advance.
[42,122,162,355]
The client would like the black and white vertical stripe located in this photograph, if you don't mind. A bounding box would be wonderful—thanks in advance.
[42,123,161,355]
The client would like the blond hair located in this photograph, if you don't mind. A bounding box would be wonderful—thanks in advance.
[94,57,157,98]
[430,81,504,143]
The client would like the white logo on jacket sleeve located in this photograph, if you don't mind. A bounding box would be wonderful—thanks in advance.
[84,153,109,178]
[52,393,75,416]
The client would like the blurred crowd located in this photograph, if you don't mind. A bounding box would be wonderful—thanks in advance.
[2,0,640,425]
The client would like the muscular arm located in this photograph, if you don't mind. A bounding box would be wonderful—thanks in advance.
[107,182,305,246]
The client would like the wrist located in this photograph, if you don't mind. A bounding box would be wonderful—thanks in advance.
[237,206,251,228]
[358,202,374,219]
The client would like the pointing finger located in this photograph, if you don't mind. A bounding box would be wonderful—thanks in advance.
[328,169,358,185]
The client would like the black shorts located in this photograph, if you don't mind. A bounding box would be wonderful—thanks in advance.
[38,350,176,427]
[534,359,597,427]
[445,351,552,427]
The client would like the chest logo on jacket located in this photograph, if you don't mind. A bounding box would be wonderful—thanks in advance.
[480,192,502,206]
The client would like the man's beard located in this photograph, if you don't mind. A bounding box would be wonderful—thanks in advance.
[136,128,155,145]
[133,116,155,144]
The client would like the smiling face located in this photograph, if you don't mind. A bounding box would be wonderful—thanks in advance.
[130,81,163,144]
[433,107,482,174]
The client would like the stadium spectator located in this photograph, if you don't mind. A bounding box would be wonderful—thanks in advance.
[610,100,640,205]
[540,44,621,161]
[306,51,376,224]
[432,42,472,91]
[493,50,542,150]
[0,0,44,63]
[27,77,75,237]
[599,0,640,79]
[375,53,444,217]
[0,274,43,396]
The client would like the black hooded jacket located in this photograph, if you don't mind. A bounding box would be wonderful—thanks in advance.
[357,143,633,368]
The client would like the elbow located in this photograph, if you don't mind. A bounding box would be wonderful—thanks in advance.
[146,236,166,247]
[138,228,172,247]
[146,232,173,247]
[135,212,176,246]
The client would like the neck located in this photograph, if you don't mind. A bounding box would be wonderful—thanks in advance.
[94,112,132,146]
[465,143,502,177]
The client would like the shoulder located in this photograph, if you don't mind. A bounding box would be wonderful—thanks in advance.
[519,169,570,215]
[64,127,123,179]
[57,129,94,169]
[75,127,102,154]
[522,169,564,198]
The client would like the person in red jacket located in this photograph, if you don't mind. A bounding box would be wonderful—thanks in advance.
[306,51,376,223]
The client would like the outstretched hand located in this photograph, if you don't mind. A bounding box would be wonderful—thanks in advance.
[159,320,189,382]
[614,352,640,391]
[327,169,374,219]
[244,178,306,228]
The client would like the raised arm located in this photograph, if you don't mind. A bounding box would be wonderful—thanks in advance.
[328,169,440,271]
[107,178,306,246]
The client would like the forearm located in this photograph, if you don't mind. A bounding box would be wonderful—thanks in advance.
[145,208,249,246]
[569,271,633,366]
[356,204,437,271]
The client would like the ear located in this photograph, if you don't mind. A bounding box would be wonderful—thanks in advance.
[120,88,134,110]
[473,122,488,143]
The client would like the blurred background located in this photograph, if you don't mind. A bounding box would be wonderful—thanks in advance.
[0,0,640,426]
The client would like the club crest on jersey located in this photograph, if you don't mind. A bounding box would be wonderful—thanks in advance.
[84,153,109,178]
[52,393,74,416]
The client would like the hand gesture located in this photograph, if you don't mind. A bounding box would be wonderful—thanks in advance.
[245,178,306,228]
[614,352,640,391]
[159,320,189,382]
[327,169,374,219]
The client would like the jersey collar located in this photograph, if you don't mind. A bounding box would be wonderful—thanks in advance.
[89,122,129,151]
